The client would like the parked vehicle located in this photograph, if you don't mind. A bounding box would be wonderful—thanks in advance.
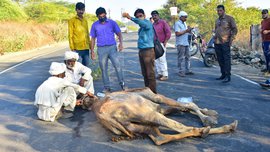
[188,29,199,56]
[203,34,218,67]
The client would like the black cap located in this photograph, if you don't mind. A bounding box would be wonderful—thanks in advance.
[96,7,106,16]
[151,10,159,15]
[262,9,268,14]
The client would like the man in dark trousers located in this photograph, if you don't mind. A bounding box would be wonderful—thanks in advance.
[261,9,270,76]
[214,5,237,83]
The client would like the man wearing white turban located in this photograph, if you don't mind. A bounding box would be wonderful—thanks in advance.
[34,62,95,122]
[64,51,95,94]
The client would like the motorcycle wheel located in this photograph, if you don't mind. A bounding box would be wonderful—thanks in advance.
[189,42,198,56]
[204,54,215,67]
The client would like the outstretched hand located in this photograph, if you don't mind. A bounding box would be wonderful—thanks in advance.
[122,12,131,19]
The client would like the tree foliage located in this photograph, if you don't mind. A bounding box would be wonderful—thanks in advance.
[0,0,28,21]
[159,0,262,36]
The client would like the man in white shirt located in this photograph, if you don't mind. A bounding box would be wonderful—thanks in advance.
[64,51,95,94]
[34,62,94,122]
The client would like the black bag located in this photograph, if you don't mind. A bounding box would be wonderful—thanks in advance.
[153,28,164,59]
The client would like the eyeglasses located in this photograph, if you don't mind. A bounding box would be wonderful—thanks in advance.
[136,15,143,18]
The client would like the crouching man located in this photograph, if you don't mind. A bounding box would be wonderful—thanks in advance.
[64,51,94,94]
[34,62,94,122]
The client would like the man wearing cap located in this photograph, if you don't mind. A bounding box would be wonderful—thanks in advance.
[175,11,194,77]
[64,51,94,94]
[214,5,237,83]
[261,9,270,76]
[34,62,95,122]
[122,9,157,93]
[151,10,171,81]
[90,7,126,93]
[68,2,92,67]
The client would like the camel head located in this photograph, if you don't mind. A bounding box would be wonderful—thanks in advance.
[80,95,99,110]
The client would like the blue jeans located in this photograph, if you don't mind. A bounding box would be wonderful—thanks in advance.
[262,42,270,71]
[75,49,90,67]
[97,45,124,89]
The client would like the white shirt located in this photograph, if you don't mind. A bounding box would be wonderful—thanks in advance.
[175,20,189,46]
[64,62,92,84]
[34,76,87,108]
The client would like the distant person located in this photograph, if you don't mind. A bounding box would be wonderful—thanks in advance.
[214,5,237,83]
[122,9,157,93]
[151,10,171,81]
[261,9,270,76]
[63,51,94,94]
[68,2,92,67]
[175,11,194,77]
[90,7,126,93]
[34,62,95,122]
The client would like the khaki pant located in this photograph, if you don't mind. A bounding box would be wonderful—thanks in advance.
[139,48,156,93]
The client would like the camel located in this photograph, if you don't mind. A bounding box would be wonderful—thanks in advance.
[80,87,238,145]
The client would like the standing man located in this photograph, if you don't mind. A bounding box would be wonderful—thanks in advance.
[175,11,194,77]
[90,7,125,93]
[122,9,156,93]
[151,10,171,81]
[214,5,237,83]
[261,9,270,76]
[68,2,92,67]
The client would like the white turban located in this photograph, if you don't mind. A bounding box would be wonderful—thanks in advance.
[179,11,188,17]
[49,62,66,75]
[64,51,79,60]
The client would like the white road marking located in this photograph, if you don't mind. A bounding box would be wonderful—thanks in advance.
[233,74,260,86]
[193,56,259,86]
[0,50,58,75]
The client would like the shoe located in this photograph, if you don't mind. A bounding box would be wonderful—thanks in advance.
[156,74,163,79]
[120,84,128,91]
[222,76,231,83]
[264,72,270,77]
[260,83,270,88]
[102,88,111,93]
[159,76,168,81]
[261,69,268,72]
[185,71,194,75]
[178,72,185,77]
[216,75,226,80]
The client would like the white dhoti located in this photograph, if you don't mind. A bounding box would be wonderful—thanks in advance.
[155,44,168,77]
[36,87,77,122]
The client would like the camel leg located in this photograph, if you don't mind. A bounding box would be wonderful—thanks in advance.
[130,88,218,126]
[148,126,211,145]
[137,111,196,133]
[148,121,237,145]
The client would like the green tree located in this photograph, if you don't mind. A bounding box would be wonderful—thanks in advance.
[0,0,28,21]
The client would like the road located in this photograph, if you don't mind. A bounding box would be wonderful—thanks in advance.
[0,32,269,152]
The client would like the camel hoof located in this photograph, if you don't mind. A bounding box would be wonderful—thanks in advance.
[202,109,218,117]
[201,126,210,138]
[202,116,218,127]
[230,120,238,132]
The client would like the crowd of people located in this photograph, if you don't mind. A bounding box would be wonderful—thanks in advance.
[34,2,270,121]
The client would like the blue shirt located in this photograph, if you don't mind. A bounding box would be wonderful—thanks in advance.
[175,20,189,46]
[90,19,121,47]
[131,17,154,49]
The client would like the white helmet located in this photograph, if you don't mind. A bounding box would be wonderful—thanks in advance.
[179,11,188,17]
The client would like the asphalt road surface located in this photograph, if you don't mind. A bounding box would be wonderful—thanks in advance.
[0,32,269,152]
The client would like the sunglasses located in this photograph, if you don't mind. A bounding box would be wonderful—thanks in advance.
[182,16,188,18]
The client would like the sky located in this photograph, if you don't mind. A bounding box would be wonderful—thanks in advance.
[67,0,270,20]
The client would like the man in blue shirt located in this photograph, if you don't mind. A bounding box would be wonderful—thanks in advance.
[90,7,126,93]
[123,9,156,93]
[175,11,194,77]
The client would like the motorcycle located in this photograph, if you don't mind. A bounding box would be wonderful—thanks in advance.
[203,34,218,67]
[188,29,199,56]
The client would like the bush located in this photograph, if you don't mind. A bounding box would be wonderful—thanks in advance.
[0,0,28,21]
[0,34,28,52]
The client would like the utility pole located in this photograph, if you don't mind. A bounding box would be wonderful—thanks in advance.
[108,9,111,19]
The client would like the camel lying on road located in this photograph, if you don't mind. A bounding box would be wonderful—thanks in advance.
[81,87,238,145]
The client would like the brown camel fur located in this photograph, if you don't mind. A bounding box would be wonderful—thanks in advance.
[81,87,238,145]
